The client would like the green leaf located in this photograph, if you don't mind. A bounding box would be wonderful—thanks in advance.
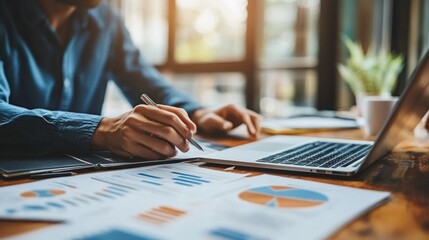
[337,36,404,96]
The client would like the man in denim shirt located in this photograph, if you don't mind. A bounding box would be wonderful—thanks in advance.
[0,0,260,159]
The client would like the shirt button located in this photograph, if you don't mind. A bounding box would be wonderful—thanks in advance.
[64,78,71,88]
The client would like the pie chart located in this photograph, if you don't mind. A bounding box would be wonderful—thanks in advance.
[239,186,328,208]
[20,189,66,198]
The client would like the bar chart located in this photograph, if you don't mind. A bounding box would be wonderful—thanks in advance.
[92,163,244,198]
[135,205,187,225]
[208,227,264,240]
[76,228,159,240]
[2,178,139,221]
[134,170,211,188]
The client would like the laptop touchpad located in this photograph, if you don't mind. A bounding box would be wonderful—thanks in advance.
[249,142,292,152]
[238,136,309,152]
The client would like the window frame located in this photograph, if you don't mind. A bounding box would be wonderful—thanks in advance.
[110,0,324,111]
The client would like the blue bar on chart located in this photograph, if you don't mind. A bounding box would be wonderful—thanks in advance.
[46,202,65,209]
[209,227,263,240]
[138,173,162,179]
[75,228,159,240]
[171,171,211,187]
[135,172,164,186]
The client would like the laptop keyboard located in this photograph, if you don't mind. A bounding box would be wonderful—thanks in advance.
[256,141,372,168]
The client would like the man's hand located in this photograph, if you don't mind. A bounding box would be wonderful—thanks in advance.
[91,104,196,159]
[191,104,261,138]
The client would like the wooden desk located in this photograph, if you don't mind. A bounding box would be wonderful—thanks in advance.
[1,129,429,239]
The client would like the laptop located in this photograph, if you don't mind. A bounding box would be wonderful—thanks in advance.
[202,50,429,176]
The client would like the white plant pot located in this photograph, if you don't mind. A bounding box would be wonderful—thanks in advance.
[355,92,391,116]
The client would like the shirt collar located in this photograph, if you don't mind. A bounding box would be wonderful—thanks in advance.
[86,7,104,29]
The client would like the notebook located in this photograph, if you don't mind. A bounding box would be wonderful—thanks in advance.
[201,49,429,176]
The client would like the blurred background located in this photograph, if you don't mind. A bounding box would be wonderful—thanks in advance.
[102,0,429,118]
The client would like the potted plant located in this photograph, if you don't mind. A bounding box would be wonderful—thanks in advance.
[338,36,404,113]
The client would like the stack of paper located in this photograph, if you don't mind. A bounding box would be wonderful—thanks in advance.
[2,163,389,240]
[262,115,361,134]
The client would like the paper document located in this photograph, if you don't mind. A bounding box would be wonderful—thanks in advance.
[91,162,247,198]
[0,163,245,221]
[0,174,140,221]
[262,115,360,134]
[10,174,389,240]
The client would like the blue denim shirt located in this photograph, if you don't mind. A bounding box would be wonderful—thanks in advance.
[0,1,201,156]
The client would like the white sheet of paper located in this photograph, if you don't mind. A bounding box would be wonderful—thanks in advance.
[91,162,247,198]
[0,163,246,221]
[0,174,142,221]
[166,174,390,240]
[10,174,390,240]
[263,117,360,130]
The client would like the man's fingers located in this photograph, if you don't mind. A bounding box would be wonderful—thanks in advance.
[215,115,233,131]
[139,105,193,140]
[225,105,256,136]
[122,142,168,160]
[158,105,197,133]
[243,114,256,136]
[202,113,233,132]
[222,120,233,130]
[120,106,190,153]
[148,126,189,153]
[112,129,169,159]
[136,132,180,157]
[128,115,189,153]
[247,110,262,136]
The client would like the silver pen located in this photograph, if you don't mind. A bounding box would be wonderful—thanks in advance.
[140,94,204,152]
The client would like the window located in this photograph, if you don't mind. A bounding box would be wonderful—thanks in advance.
[103,0,321,117]
[262,0,319,61]
[175,0,247,63]
[259,70,317,117]
[165,73,246,107]
[260,0,320,116]
[120,0,168,64]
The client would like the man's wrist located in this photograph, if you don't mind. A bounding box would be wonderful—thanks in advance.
[91,117,108,151]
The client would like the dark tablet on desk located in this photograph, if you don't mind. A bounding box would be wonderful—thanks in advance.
[0,155,88,173]
[0,154,96,179]
[0,139,228,179]
[0,152,182,179]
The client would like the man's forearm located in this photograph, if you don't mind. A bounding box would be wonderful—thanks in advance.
[0,102,102,155]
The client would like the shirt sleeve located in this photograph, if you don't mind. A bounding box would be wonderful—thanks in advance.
[107,8,203,115]
[0,60,103,156]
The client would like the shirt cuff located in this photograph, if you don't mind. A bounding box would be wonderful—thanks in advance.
[54,112,103,153]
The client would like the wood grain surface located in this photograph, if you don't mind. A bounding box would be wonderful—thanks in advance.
[1,128,429,239]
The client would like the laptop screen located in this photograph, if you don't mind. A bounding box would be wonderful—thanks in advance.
[360,50,429,171]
